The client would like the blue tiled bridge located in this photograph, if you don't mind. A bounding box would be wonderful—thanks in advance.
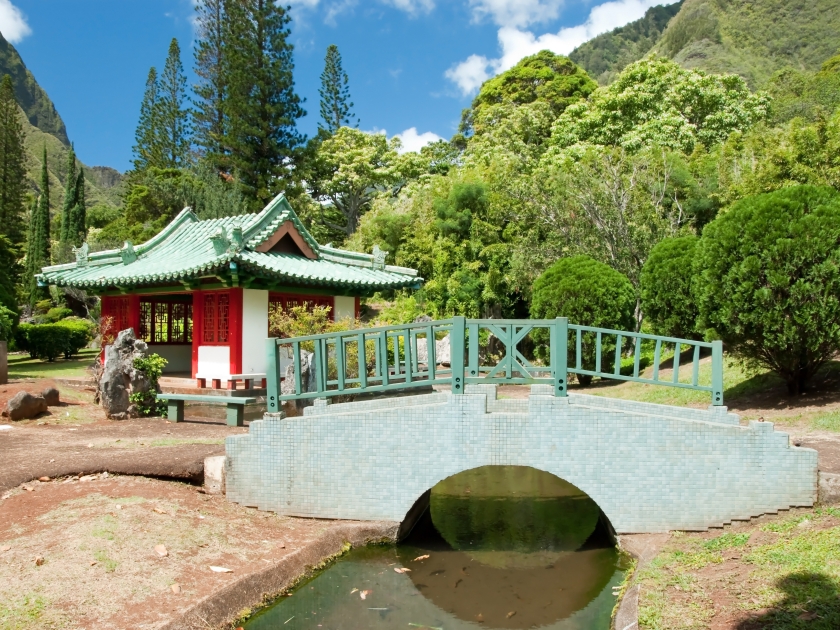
[224,318,818,534]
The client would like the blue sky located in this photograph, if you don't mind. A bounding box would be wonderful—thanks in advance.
[3,0,675,171]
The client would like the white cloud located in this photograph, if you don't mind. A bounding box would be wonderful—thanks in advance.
[0,0,30,44]
[447,0,680,96]
[382,0,435,15]
[394,127,444,153]
[468,0,564,28]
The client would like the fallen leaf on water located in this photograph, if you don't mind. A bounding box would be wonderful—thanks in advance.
[34,556,44,566]
[154,545,168,557]
[153,508,166,514]
[394,567,411,574]
[360,590,372,600]
[412,554,430,562]
[506,611,516,619]
[38,476,50,482]
[209,566,233,573]
[350,588,359,594]
[171,583,182,594]
[476,613,484,623]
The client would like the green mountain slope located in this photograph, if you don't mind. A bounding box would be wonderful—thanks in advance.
[0,32,69,145]
[570,0,840,88]
[569,1,684,84]
[0,32,121,214]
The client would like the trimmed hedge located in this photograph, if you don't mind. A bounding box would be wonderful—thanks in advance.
[17,319,95,361]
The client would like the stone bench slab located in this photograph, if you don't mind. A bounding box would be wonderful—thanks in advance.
[156,394,257,426]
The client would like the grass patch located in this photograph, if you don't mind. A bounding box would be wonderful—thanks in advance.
[0,593,48,629]
[95,437,225,449]
[8,348,98,380]
[93,549,118,573]
[638,509,840,629]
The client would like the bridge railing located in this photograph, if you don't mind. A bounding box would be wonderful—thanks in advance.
[265,317,724,413]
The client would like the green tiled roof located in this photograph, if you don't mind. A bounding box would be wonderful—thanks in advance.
[39,194,421,292]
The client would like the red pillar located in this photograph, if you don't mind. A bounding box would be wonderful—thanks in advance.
[191,290,203,379]
[229,288,243,376]
[355,296,361,320]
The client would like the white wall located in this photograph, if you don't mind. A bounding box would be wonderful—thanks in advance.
[241,289,269,374]
[334,295,355,321]
[197,345,230,379]
[149,344,192,373]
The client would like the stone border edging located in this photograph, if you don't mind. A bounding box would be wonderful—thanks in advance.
[158,520,399,630]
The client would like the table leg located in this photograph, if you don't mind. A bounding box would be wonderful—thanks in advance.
[168,400,184,423]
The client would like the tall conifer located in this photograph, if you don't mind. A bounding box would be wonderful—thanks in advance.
[224,0,305,205]
[58,146,77,261]
[193,0,228,172]
[27,148,51,304]
[25,196,37,305]
[319,45,357,134]
[159,38,190,167]
[133,67,163,171]
[0,74,26,247]
[69,168,86,246]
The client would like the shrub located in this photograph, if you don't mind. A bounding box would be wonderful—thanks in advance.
[640,235,700,339]
[694,185,840,394]
[24,319,95,361]
[43,307,74,323]
[530,255,636,385]
[0,305,16,343]
[130,354,168,417]
[16,322,33,356]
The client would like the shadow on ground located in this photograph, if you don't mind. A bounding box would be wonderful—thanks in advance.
[736,571,840,629]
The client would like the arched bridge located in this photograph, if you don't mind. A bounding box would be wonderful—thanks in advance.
[224,318,817,533]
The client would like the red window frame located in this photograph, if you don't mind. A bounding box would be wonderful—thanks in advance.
[202,291,231,345]
[138,298,193,345]
[101,296,131,341]
[268,293,334,336]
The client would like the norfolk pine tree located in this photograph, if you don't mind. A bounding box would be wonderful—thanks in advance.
[158,38,190,168]
[319,44,357,134]
[193,0,228,172]
[27,148,51,304]
[133,67,163,171]
[0,74,26,248]
[224,0,305,205]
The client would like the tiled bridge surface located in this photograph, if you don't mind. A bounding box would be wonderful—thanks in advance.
[225,385,817,534]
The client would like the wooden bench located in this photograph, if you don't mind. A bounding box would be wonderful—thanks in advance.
[155,393,257,427]
[195,373,267,390]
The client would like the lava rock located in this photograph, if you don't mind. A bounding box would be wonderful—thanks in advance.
[281,350,317,408]
[3,391,48,421]
[416,334,451,366]
[96,328,156,419]
[41,387,60,406]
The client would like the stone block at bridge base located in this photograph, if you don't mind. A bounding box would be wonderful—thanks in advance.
[225,385,818,533]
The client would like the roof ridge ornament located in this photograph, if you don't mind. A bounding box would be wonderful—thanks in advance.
[120,241,137,265]
[210,226,231,255]
[72,242,89,267]
[230,226,245,253]
[372,244,387,270]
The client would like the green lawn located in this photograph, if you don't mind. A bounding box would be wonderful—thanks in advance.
[8,348,99,380]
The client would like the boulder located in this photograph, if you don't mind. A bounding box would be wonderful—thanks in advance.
[95,328,156,419]
[415,334,451,366]
[4,391,48,421]
[281,350,317,408]
[41,387,60,406]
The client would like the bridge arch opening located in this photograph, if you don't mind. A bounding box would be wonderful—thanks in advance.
[395,465,624,628]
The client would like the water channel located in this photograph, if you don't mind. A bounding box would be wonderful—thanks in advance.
[244,466,629,630]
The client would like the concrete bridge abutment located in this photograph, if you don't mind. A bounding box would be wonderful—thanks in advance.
[225,385,817,533]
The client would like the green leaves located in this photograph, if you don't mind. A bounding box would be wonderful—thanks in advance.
[694,185,840,393]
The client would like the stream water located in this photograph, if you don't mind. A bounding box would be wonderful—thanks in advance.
[244,466,628,630]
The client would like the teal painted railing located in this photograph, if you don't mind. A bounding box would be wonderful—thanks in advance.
[265,317,724,412]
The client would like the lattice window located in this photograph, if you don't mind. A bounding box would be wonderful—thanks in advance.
[268,293,334,336]
[202,292,230,344]
[138,298,193,344]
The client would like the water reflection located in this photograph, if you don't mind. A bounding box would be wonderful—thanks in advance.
[244,466,626,630]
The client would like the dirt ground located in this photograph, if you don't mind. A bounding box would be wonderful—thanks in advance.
[0,474,363,630]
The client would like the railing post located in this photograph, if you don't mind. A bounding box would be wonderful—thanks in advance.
[451,316,465,394]
[266,338,280,413]
[711,340,724,406]
[553,317,568,397]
